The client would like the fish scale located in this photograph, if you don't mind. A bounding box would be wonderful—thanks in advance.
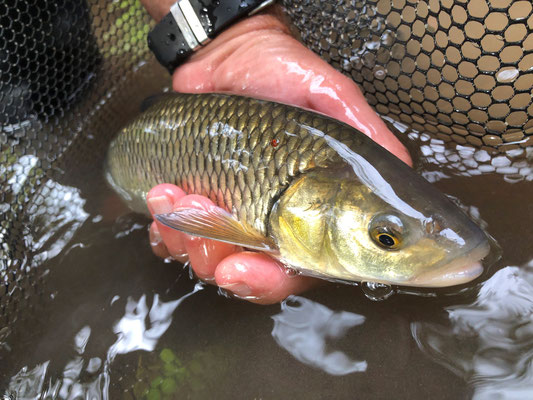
[106,92,356,234]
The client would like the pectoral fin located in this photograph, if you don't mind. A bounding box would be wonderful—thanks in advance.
[155,207,278,253]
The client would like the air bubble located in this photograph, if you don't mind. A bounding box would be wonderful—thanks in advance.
[361,281,395,301]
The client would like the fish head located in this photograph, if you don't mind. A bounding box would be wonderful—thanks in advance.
[269,164,490,288]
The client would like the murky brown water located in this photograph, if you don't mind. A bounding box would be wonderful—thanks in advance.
[1,116,531,399]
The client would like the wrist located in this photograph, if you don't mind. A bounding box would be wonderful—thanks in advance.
[147,0,283,73]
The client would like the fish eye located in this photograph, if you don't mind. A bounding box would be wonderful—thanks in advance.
[369,214,404,250]
[371,229,401,250]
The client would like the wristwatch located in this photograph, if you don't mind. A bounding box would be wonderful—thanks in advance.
[147,0,275,73]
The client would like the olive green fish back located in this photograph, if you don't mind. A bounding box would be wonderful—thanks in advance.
[107,93,362,233]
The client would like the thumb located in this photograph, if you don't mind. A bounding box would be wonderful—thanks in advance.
[215,252,319,304]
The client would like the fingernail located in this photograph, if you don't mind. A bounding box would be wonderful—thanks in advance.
[219,282,252,297]
[148,195,173,215]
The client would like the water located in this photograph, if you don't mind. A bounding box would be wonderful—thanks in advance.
[0,123,532,399]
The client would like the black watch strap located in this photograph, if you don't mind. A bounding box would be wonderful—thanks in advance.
[148,0,274,73]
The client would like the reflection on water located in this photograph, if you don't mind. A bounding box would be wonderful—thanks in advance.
[413,259,533,399]
[272,296,367,375]
[7,327,107,400]
[109,284,203,357]
[1,154,89,267]
[26,180,89,267]
[386,117,533,184]
[5,285,202,399]
[1,153,90,343]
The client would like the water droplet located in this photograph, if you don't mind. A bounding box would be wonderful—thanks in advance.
[365,40,381,50]
[183,260,194,279]
[361,281,394,301]
[217,286,233,298]
[373,66,386,79]
[496,67,519,83]
[285,267,300,278]
[491,155,511,168]
[381,31,395,46]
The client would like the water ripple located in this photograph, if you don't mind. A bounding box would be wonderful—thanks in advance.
[4,283,203,399]
[412,259,533,399]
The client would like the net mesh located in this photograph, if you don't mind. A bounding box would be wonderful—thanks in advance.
[0,0,169,334]
[282,0,533,151]
[0,0,532,343]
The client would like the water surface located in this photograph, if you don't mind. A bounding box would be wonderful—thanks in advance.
[1,121,532,400]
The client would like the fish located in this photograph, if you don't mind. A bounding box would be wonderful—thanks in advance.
[106,92,490,288]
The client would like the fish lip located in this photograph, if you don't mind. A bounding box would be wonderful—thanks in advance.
[406,240,491,288]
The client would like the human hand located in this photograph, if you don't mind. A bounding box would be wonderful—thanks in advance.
[141,1,412,304]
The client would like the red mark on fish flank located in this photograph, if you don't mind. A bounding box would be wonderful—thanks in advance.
[271,139,279,147]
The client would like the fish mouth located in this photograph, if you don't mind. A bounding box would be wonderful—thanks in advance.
[407,241,490,288]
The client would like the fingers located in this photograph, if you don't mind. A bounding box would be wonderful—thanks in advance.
[146,185,238,281]
[147,184,188,262]
[215,252,319,305]
[173,195,237,281]
[171,13,412,166]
